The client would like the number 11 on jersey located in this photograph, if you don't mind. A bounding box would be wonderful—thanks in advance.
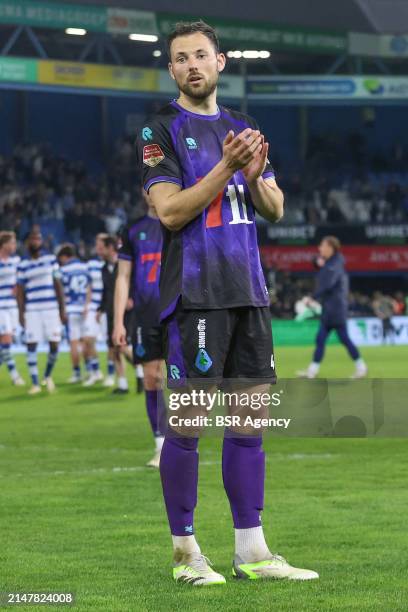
[206,184,253,228]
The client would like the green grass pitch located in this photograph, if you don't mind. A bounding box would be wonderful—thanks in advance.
[1,345,407,611]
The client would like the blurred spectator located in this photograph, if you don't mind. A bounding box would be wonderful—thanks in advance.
[393,292,406,315]
[372,292,396,344]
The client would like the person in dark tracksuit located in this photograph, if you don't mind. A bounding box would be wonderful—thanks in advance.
[297,236,367,379]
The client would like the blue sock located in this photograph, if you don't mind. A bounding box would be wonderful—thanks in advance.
[1,344,17,381]
[91,358,99,372]
[85,358,93,373]
[4,346,17,379]
[27,348,39,386]
[44,349,58,378]
[74,365,81,377]
[107,360,115,376]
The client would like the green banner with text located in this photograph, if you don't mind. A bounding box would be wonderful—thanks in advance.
[0,0,107,31]
[0,1,347,53]
[158,13,347,54]
[0,56,37,82]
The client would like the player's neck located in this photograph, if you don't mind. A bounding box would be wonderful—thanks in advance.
[176,91,218,116]
[0,249,9,260]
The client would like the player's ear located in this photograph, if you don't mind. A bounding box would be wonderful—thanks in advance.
[217,53,226,74]
[168,62,175,81]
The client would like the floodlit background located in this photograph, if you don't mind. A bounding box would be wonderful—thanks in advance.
[1,1,407,610]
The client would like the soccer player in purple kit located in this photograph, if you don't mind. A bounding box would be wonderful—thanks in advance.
[138,21,318,585]
[113,190,167,468]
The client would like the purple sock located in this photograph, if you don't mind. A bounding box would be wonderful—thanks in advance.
[160,433,199,535]
[222,432,265,529]
[145,390,167,437]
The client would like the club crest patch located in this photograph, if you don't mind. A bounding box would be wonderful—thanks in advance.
[143,144,165,167]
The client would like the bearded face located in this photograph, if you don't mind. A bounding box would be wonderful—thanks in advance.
[169,32,225,103]
[28,233,43,255]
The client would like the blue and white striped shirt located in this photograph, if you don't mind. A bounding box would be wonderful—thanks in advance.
[17,252,60,312]
[61,259,90,315]
[0,255,20,310]
[87,258,104,312]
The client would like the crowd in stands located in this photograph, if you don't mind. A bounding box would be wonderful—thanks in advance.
[2,134,408,244]
[273,133,408,225]
[1,138,408,320]
[0,140,145,257]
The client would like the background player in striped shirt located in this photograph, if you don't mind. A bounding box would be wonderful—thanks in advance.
[82,234,106,387]
[113,191,167,467]
[16,229,66,395]
[0,231,25,386]
[58,244,92,384]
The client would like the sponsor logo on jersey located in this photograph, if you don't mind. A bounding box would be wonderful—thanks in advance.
[143,144,165,167]
[186,137,198,150]
[139,232,147,240]
[142,126,153,141]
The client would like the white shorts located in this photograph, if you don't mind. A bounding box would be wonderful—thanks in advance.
[25,309,62,344]
[83,310,105,340]
[67,313,87,342]
[0,309,18,336]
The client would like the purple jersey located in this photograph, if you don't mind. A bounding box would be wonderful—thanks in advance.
[118,216,162,326]
[138,101,275,320]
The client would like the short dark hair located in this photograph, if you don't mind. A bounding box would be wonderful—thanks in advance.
[167,20,220,58]
[102,236,118,251]
[57,243,76,259]
[322,235,341,253]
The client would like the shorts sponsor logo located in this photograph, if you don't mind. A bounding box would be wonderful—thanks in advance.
[135,327,146,357]
[197,318,206,348]
[135,344,146,357]
[142,126,153,141]
[271,354,275,369]
[143,144,165,167]
[169,364,181,380]
[195,318,212,372]
[195,348,212,373]
[184,524,193,533]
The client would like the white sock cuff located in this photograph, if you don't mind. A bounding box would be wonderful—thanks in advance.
[155,436,164,451]
[118,376,128,390]
[172,535,200,555]
[234,526,270,562]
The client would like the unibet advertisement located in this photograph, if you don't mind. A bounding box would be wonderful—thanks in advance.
[347,317,408,346]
